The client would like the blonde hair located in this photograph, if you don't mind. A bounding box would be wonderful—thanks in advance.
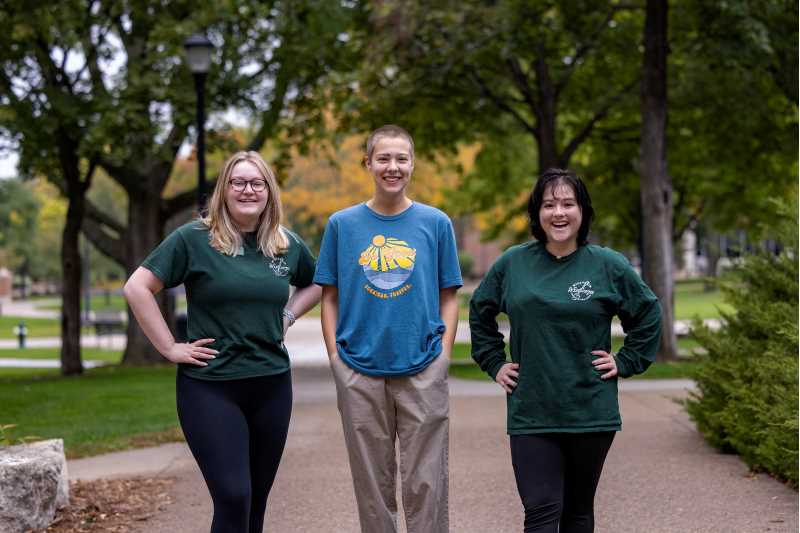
[201,151,289,257]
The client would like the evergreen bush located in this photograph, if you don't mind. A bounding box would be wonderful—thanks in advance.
[686,200,798,487]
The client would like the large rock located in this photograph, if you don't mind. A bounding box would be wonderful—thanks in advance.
[0,438,69,532]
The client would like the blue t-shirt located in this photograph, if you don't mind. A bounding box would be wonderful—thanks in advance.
[314,202,463,376]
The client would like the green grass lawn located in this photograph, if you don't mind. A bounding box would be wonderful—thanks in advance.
[0,315,102,339]
[0,315,62,339]
[0,365,182,457]
[0,367,61,379]
[0,347,122,363]
[674,279,732,320]
[449,342,698,381]
[35,293,128,312]
[32,293,188,312]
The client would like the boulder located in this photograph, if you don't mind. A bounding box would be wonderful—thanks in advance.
[0,438,69,532]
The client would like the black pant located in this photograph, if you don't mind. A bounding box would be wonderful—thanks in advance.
[510,432,615,533]
[176,371,293,533]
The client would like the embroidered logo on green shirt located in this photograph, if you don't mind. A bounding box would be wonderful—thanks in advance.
[568,281,594,301]
[269,257,290,277]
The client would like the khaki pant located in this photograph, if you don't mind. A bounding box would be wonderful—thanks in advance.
[330,354,450,533]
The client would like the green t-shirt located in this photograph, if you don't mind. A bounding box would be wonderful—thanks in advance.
[469,242,662,434]
[142,221,316,380]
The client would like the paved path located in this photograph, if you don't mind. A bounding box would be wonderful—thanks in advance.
[67,368,797,533]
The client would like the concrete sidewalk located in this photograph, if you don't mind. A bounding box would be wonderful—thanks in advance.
[68,368,798,533]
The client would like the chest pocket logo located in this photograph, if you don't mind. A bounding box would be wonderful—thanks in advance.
[269,257,290,277]
[568,281,594,301]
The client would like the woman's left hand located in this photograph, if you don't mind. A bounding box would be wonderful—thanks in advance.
[591,350,618,380]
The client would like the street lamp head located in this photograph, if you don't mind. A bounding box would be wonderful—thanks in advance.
[183,33,214,74]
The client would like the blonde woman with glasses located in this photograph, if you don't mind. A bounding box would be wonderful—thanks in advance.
[124,151,320,532]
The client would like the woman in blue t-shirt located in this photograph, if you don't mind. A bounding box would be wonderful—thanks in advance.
[124,151,320,532]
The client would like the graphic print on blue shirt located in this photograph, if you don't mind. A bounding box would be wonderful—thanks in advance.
[313,202,463,376]
[359,234,416,298]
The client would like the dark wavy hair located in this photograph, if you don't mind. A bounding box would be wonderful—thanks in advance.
[527,168,594,245]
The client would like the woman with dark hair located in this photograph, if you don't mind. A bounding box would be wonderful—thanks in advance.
[469,168,662,533]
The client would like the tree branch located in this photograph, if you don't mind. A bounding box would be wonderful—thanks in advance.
[555,7,619,96]
[81,215,126,264]
[78,8,112,101]
[85,197,125,234]
[468,67,539,139]
[560,78,638,164]
[246,62,291,152]
[506,57,538,117]
[161,183,214,217]
[33,36,71,95]
[98,154,138,192]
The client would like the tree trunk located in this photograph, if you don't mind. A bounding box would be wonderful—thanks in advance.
[639,0,677,361]
[121,193,170,365]
[59,192,84,376]
[534,56,561,171]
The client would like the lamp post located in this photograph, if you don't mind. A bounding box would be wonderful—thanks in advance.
[183,33,214,214]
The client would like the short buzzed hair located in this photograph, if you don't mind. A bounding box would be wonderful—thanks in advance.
[365,125,415,161]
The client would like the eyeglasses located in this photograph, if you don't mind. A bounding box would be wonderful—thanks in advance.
[229,178,267,192]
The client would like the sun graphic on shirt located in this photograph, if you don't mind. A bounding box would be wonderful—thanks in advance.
[359,235,416,272]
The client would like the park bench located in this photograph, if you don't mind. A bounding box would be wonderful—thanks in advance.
[91,311,126,337]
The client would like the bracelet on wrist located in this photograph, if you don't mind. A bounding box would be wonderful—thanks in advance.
[282,308,296,327]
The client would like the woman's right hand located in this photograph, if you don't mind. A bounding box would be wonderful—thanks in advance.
[162,338,218,367]
[495,362,520,394]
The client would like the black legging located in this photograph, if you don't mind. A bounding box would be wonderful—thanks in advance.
[510,432,615,533]
[176,370,292,533]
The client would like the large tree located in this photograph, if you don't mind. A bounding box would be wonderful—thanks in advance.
[1,1,359,365]
[1,1,102,374]
[639,0,676,359]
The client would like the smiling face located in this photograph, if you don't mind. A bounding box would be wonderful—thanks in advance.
[365,135,414,200]
[539,181,582,255]
[224,160,269,231]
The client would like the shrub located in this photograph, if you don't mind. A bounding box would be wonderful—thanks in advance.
[686,201,798,487]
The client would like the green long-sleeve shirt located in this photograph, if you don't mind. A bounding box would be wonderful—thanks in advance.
[469,242,662,434]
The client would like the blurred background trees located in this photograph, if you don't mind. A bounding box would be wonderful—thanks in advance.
[0,0,796,364]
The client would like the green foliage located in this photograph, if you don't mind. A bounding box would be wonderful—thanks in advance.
[668,0,798,238]
[0,178,39,271]
[686,200,798,486]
